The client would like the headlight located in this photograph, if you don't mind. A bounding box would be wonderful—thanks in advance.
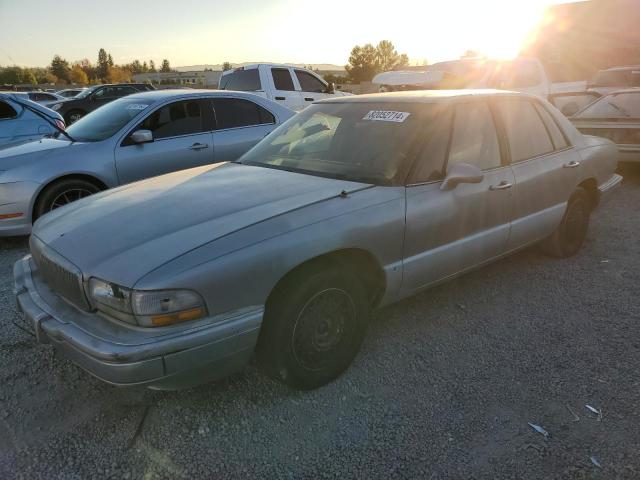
[51,103,62,111]
[88,278,207,327]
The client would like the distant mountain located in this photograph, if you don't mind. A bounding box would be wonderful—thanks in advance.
[174,63,346,72]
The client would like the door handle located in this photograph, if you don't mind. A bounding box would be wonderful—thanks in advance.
[304,97,314,101]
[563,160,580,168]
[189,143,209,151]
[489,181,513,191]
[275,96,286,101]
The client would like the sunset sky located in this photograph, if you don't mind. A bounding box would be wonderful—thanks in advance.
[0,0,579,68]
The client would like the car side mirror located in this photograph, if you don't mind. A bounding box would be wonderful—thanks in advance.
[326,82,335,94]
[130,129,153,144]
[440,163,484,191]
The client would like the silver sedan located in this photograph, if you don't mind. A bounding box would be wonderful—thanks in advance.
[0,89,294,236]
[14,90,622,390]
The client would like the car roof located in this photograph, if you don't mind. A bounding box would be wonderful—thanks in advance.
[600,66,640,72]
[320,89,525,104]
[599,88,640,96]
[123,88,273,102]
[223,63,310,72]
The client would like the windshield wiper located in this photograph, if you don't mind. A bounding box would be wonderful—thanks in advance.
[11,97,77,142]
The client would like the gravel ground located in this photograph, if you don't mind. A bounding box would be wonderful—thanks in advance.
[0,165,638,480]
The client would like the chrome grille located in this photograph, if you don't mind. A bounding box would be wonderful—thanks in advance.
[31,237,90,311]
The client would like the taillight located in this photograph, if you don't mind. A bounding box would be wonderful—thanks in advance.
[55,119,66,130]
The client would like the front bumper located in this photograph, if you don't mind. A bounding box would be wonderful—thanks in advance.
[0,181,39,236]
[13,255,263,390]
[598,173,623,205]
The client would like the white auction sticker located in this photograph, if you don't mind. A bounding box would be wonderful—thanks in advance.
[363,110,410,122]
[126,104,149,110]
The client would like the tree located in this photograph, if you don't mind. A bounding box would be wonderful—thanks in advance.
[376,40,409,72]
[462,49,481,59]
[149,60,156,73]
[97,48,109,80]
[70,64,89,84]
[345,43,378,83]
[222,61,232,71]
[345,40,410,83]
[0,66,24,84]
[76,59,95,80]
[160,59,171,73]
[106,66,131,83]
[23,69,37,85]
[127,59,146,74]
[107,54,114,67]
[35,70,57,84]
[50,55,71,82]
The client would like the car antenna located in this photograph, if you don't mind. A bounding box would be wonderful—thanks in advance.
[10,96,77,143]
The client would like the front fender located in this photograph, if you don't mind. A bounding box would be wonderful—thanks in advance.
[135,187,407,316]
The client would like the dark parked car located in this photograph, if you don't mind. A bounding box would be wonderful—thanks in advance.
[48,83,155,124]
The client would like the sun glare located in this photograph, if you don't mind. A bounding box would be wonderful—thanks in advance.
[283,0,556,65]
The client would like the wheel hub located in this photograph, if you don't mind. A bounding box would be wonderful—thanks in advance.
[292,288,355,371]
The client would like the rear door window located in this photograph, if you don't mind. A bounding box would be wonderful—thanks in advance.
[212,98,275,130]
[497,99,554,162]
[0,100,18,119]
[219,69,261,91]
[139,100,206,139]
[448,101,501,171]
[295,70,326,93]
[271,68,295,91]
[534,103,568,149]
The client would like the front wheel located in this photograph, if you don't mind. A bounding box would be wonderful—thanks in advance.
[256,265,370,390]
[541,187,591,257]
[34,179,101,221]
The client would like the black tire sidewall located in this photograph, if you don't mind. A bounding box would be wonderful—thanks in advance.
[559,188,591,257]
[65,110,85,124]
[34,179,100,220]
[260,267,369,390]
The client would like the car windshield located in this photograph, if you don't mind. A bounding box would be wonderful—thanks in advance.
[61,98,152,141]
[576,92,640,118]
[74,87,95,99]
[238,102,434,185]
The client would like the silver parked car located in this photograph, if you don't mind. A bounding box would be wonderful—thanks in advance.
[0,89,294,236]
[14,90,622,390]
[569,89,640,163]
[0,93,65,148]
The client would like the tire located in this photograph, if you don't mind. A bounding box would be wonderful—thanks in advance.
[540,187,591,258]
[256,263,370,390]
[64,109,85,124]
[34,178,101,221]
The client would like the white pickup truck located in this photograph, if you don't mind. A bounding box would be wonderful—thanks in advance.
[219,64,351,111]
[373,57,586,100]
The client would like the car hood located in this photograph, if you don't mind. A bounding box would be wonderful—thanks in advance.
[33,162,370,286]
[0,137,74,164]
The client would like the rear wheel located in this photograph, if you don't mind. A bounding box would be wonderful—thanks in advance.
[65,109,85,124]
[541,187,591,257]
[34,179,101,221]
[256,264,370,390]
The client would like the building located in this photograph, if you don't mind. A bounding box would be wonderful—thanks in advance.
[523,0,640,81]
[132,70,222,88]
